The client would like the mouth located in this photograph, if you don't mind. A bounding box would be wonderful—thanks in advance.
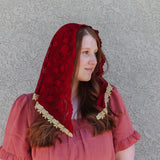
[85,68,93,72]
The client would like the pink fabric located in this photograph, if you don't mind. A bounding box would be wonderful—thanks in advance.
[0,86,140,160]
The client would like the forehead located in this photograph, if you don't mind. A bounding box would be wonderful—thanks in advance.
[81,35,98,49]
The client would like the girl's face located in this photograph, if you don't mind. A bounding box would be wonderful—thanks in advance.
[76,34,98,82]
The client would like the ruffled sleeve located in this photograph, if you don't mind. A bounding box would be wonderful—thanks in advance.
[109,86,141,153]
[0,94,35,160]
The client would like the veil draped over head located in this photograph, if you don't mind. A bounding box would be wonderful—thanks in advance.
[32,23,111,137]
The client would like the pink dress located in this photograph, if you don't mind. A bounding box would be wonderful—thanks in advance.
[0,87,140,160]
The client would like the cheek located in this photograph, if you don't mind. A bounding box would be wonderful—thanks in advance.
[79,55,87,67]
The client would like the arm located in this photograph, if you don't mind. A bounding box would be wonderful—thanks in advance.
[0,94,32,160]
[115,145,135,160]
[109,86,140,157]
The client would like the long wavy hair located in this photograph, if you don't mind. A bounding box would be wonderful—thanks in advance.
[27,27,116,147]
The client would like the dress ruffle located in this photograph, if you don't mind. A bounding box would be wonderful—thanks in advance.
[114,130,141,153]
[0,147,31,160]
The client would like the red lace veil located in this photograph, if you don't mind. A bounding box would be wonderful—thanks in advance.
[33,23,112,137]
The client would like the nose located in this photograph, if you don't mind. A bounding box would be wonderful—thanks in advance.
[89,54,97,65]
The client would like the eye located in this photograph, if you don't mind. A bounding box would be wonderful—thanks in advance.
[82,50,89,55]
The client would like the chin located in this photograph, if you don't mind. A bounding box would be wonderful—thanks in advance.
[79,77,92,82]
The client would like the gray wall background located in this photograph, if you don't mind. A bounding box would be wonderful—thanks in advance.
[0,0,160,159]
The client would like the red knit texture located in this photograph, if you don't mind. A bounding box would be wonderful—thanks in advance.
[34,23,107,134]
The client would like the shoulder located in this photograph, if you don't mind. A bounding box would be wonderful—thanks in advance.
[0,94,35,159]
[109,84,122,99]
[12,93,35,112]
[10,93,37,126]
[14,93,33,103]
[108,83,127,114]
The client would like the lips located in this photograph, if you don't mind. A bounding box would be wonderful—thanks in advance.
[85,68,93,72]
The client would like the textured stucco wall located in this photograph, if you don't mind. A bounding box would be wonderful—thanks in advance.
[0,0,160,159]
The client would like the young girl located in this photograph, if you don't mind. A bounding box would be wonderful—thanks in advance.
[0,23,140,160]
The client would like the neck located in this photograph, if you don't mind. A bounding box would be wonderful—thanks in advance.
[71,80,79,101]
[71,79,80,119]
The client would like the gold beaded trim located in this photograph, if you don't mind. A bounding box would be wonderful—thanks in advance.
[32,94,73,137]
[96,83,113,120]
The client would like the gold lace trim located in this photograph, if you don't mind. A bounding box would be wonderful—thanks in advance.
[96,83,113,120]
[32,93,39,101]
[33,96,73,137]
[33,83,112,136]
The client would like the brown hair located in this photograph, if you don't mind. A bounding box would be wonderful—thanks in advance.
[72,27,116,134]
[27,27,116,147]
[71,26,109,84]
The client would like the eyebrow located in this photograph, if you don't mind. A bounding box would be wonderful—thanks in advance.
[81,48,98,52]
